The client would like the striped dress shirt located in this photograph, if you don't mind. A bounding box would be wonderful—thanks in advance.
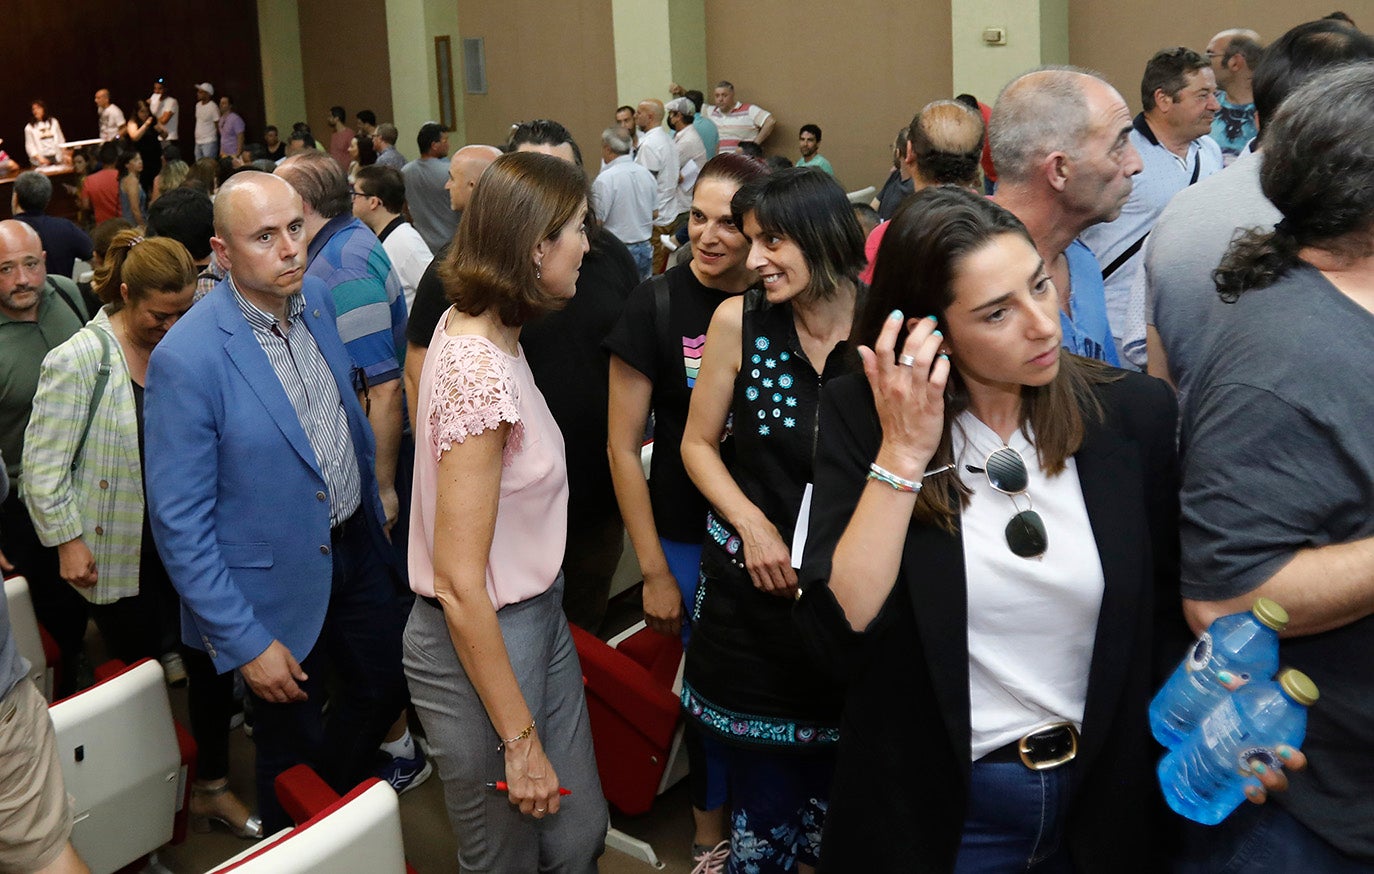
[231,280,362,526]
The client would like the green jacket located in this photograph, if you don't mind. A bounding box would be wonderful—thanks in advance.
[22,308,144,604]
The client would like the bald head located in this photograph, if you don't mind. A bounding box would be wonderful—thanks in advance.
[213,172,301,237]
[0,219,42,251]
[636,99,664,132]
[210,173,308,312]
[907,100,985,188]
[1207,28,1264,92]
[0,219,47,320]
[447,145,502,212]
[991,68,1115,185]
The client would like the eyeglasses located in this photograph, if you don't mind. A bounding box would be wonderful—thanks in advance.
[966,446,1047,559]
[348,189,367,199]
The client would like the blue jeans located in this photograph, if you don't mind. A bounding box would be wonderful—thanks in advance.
[247,510,408,832]
[627,240,652,281]
[194,141,218,160]
[1174,800,1374,873]
[953,760,1073,873]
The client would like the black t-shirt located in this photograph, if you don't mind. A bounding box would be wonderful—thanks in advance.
[406,244,450,348]
[16,214,93,283]
[602,262,735,543]
[407,230,637,524]
[876,169,914,221]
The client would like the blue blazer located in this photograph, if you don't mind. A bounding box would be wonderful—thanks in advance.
[145,277,390,673]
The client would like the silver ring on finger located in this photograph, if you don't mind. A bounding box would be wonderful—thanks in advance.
[535,807,547,812]
[897,354,916,367]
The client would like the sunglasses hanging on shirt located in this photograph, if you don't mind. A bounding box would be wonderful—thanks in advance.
[965,446,1048,559]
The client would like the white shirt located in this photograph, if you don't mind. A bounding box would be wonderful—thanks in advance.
[952,412,1105,761]
[634,126,681,221]
[592,154,656,245]
[705,101,772,153]
[25,118,65,164]
[672,124,708,216]
[379,220,433,313]
[98,104,126,142]
[150,93,179,140]
[194,100,220,144]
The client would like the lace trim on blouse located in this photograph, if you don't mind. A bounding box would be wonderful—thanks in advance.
[428,335,524,465]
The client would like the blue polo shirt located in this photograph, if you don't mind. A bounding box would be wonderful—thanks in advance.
[304,214,407,385]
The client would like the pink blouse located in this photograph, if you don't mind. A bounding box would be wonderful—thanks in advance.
[408,318,568,609]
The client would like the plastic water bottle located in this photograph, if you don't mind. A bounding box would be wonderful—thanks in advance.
[1158,668,1317,825]
[1149,598,1288,748]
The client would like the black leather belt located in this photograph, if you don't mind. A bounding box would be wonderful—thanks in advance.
[980,721,1079,771]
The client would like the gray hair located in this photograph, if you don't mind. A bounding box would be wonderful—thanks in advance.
[602,126,632,155]
[990,66,1100,185]
[13,171,54,213]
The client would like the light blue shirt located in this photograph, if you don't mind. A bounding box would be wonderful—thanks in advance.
[1061,240,1120,366]
[1078,114,1223,369]
[1210,92,1257,166]
[693,114,719,159]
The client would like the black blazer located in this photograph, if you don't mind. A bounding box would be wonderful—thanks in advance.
[795,368,1185,872]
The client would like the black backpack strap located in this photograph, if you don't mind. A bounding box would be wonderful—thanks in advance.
[48,276,86,322]
[1101,233,1149,281]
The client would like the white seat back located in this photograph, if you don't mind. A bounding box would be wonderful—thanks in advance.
[3,576,52,699]
[49,660,181,874]
[205,781,406,873]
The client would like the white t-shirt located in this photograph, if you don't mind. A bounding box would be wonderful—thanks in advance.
[952,412,1105,760]
[634,126,681,222]
[194,100,220,144]
[150,93,180,141]
[380,220,433,314]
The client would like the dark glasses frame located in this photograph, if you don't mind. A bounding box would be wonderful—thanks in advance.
[966,446,1048,559]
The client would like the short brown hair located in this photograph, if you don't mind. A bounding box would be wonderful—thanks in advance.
[440,151,588,326]
[276,150,350,219]
[93,229,197,312]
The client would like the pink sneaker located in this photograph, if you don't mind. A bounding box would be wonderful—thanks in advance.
[691,839,730,874]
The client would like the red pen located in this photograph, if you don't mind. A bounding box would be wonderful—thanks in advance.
[485,781,572,796]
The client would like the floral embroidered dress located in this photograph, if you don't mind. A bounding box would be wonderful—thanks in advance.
[407,318,568,609]
[681,288,846,749]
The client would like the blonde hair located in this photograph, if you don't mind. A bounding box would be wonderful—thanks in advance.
[93,229,197,312]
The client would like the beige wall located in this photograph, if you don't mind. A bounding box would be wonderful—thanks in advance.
[705,0,953,194]
[456,0,619,160]
[1068,2,1364,112]
[259,0,308,132]
[297,0,395,140]
[952,0,1061,109]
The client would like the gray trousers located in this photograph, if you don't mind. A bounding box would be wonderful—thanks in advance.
[403,578,607,872]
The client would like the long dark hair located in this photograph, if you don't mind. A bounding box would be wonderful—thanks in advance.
[1215,63,1374,302]
[857,185,1113,530]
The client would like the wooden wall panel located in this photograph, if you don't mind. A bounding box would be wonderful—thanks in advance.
[5,3,265,159]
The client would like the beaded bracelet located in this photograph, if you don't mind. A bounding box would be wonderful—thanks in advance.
[498,719,536,752]
[868,462,922,493]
